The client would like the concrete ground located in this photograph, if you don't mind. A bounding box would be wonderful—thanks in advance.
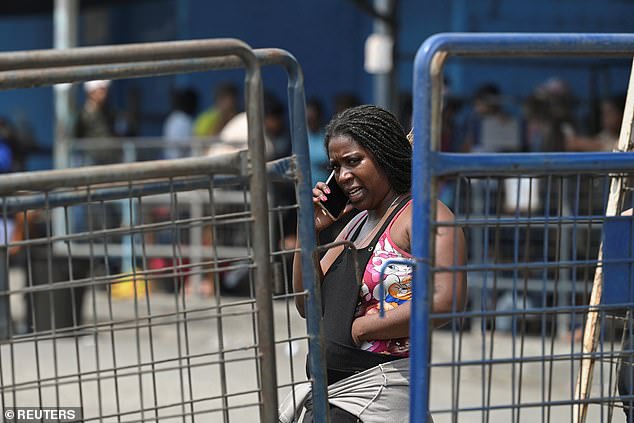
[2,268,627,422]
[429,329,624,423]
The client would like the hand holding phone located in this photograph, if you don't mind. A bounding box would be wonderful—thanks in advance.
[318,171,349,221]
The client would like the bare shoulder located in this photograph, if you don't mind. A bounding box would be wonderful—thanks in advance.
[436,200,455,221]
[434,200,466,267]
[389,201,413,253]
[387,200,460,253]
[435,200,458,237]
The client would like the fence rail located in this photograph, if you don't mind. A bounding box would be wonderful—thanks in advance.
[412,33,634,422]
[0,39,327,423]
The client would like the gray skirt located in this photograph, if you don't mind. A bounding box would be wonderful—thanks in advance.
[278,358,432,423]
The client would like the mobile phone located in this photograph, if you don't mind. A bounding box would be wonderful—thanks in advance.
[319,171,348,220]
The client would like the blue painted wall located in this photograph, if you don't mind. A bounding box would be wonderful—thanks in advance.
[107,0,372,136]
[0,0,633,169]
[399,0,634,102]
[0,15,54,169]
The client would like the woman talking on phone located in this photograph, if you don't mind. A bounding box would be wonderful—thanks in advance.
[288,105,467,422]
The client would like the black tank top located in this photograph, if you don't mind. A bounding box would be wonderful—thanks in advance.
[317,195,411,385]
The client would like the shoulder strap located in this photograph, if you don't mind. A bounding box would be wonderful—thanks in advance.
[386,199,413,233]
[366,194,412,246]
[341,210,367,240]
[348,213,368,242]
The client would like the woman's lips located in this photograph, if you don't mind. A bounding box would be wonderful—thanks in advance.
[347,186,363,202]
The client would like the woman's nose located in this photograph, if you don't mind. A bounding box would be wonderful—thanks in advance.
[338,168,353,183]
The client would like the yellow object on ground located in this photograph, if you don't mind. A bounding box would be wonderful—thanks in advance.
[110,271,150,299]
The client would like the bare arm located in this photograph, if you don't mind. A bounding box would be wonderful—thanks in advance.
[292,182,355,317]
[430,201,468,326]
[565,135,610,152]
[291,238,307,317]
[352,303,411,343]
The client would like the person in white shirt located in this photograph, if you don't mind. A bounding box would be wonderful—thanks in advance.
[163,88,198,159]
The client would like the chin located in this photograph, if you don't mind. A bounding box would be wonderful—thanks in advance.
[350,199,368,210]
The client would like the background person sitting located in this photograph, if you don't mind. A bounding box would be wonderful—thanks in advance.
[74,79,120,165]
[460,83,521,153]
[162,87,199,159]
[306,97,329,186]
[564,94,626,152]
[193,82,239,138]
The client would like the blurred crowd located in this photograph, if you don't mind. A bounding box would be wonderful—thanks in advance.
[1,75,624,180]
[0,76,627,304]
[0,115,42,175]
[438,77,624,157]
[430,77,625,211]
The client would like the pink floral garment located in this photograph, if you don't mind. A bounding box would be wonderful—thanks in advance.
[354,201,412,356]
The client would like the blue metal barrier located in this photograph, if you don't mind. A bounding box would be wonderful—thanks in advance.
[412,33,634,422]
[602,218,634,307]
[262,49,330,423]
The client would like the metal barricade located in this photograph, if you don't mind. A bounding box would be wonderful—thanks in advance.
[0,40,327,422]
[67,137,214,165]
[61,137,259,300]
[412,33,634,422]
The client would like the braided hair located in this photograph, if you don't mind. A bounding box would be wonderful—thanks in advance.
[324,105,412,193]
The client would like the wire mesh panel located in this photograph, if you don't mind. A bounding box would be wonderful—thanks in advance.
[0,40,329,422]
[0,154,309,422]
[411,33,634,423]
[426,169,633,422]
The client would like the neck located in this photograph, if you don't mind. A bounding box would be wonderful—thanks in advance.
[367,191,404,223]
[355,191,408,245]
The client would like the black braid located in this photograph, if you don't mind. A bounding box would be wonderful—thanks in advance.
[324,105,412,193]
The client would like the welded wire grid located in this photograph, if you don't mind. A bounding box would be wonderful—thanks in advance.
[0,169,308,422]
[428,171,633,423]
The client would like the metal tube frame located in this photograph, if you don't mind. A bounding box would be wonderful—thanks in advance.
[0,39,282,423]
[412,33,634,422]
[257,48,330,423]
[0,150,246,195]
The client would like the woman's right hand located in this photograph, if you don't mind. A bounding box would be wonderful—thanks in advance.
[312,181,353,232]
[312,181,336,232]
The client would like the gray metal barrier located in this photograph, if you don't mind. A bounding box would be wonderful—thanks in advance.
[0,39,325,423]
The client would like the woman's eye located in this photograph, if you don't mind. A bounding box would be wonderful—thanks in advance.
[348,158,360,166]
